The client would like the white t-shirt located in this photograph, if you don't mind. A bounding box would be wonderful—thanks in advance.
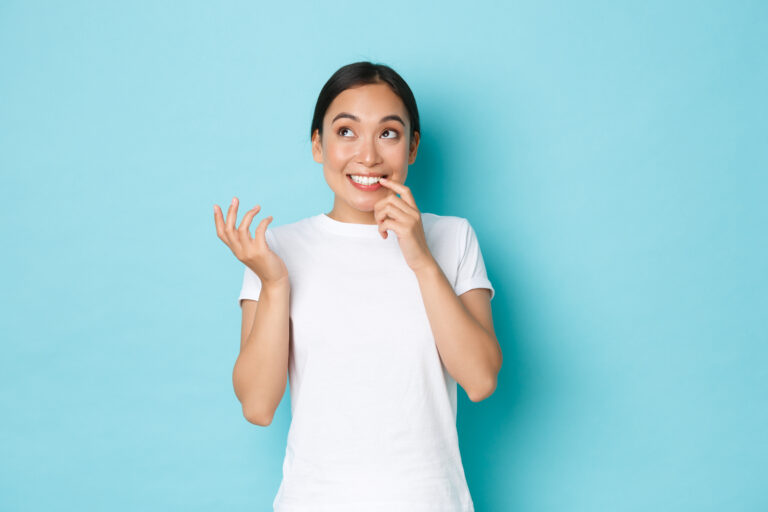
[238,212,495,512]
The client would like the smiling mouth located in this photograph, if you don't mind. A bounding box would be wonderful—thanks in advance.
[347,173,388,184]
[346,173,388,188]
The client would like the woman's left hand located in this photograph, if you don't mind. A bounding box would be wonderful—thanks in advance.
[374,177,436,273]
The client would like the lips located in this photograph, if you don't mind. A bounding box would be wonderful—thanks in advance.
[347,174,385,190]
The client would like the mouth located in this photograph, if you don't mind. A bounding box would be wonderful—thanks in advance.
[346,173,388,190]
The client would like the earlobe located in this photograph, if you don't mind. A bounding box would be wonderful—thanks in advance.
[408,131,420,164]
[311,130,323,163]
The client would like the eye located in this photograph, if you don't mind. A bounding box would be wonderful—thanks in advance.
[381,129,399,139]
[337,127,354,137]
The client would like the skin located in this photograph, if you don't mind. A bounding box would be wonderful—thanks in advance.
[214,82,501,413]
[311,82,419,226]
[311,83,501,399]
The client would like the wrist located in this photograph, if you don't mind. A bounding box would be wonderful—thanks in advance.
[261,277,291,296]
[412,256,441,279]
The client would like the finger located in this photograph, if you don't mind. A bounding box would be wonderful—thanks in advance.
[379,177,417,209]
[225,197,239,232]
[213,204,226,239]
[375,179,398,200]
[237,205,262,240]
[387,194,419,220]
[214,203,239,247]
[379,218,397,239]
[372,193,393,218]
[375,201,408,226]
[374,193,416,225]
[222,197,245,253]
[373,197,388,224]
[253,215,274,249]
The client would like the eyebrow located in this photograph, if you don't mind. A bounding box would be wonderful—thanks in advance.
[331,112,406,127]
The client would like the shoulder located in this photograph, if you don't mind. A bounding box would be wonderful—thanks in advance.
[266,215,317,239]
[268,215,315,233]
[421,212,471,259]
[421,211,464,227]
[262,215,318,254]
[421,212,468,239]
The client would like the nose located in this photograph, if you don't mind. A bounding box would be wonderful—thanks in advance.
[357,135,381,167]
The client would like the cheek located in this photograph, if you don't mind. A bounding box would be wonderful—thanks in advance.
[326,143,354,166]
[382,144,409,165]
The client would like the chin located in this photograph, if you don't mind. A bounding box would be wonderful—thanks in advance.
[349,200,376,212]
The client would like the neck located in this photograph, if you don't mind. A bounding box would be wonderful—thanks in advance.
[326,198,377,224]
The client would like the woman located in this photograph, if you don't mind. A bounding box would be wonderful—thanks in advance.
[214,61,501,512]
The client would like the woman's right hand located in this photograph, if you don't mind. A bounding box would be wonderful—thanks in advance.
[214,197,289,287]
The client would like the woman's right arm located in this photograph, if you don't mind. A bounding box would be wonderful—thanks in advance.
[234,279,291,426]
[214,197,291,427]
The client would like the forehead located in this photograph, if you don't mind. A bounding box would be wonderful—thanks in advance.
[324,83,408,123]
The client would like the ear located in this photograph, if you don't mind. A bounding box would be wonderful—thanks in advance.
[407,131,420,165]
[311,129,323,163]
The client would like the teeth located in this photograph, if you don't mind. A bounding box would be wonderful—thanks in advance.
[350,175,383,185]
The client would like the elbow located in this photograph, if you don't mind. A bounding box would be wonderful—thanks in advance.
[468,375,498,403]
[468,348,502,403]
[243,405,274,427]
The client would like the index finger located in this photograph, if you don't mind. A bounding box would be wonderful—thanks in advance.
[237,205,262,238]
[379,178,417,209]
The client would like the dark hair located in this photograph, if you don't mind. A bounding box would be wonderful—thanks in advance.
[310,61,420,144]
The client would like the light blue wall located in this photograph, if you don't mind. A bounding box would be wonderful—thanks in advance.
[1,1,765,510]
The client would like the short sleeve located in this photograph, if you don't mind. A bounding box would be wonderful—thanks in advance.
[238,265,262,308]
[454,218,495,300]
[237,228,278,308]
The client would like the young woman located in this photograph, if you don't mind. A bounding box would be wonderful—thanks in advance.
[214,61,501,512]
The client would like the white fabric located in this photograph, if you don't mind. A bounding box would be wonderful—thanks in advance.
[238,212,494,512]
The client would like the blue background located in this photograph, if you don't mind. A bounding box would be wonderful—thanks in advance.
[1,1,766,510]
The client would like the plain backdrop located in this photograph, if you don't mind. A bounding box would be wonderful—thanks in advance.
[1,1,766,511]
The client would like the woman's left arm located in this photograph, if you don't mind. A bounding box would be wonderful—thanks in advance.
[375,178,502,402]
[414,266,502,402]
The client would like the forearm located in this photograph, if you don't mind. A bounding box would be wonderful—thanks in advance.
[414,259,500,401]
[233,282,291,424]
